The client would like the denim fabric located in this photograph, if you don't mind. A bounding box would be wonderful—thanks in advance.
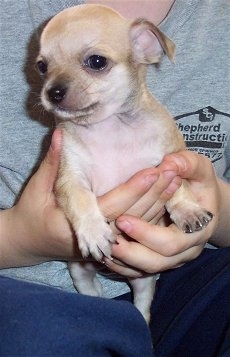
[1,248,229,356]
[0,277,153,357]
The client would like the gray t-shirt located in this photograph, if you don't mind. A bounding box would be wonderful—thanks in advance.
[0,0,229,297]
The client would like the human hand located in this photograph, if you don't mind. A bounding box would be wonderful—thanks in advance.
[98,161,182,229]
[104,151,220,277]
[0,128,76,267]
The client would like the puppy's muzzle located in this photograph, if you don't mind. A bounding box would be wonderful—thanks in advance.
[47,85,67,104]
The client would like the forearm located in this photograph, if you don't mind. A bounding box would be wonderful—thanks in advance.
[210,179,230,247]
[0,208,30,268]
[0,206,79,269]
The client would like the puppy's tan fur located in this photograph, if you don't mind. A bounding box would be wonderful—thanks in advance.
[37,4,212,323]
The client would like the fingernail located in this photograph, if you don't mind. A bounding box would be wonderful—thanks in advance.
[145,174,158,187]
[49,133,56,153]
[50,129,62,153]
[163,170,177,180]
[116,219,132,233]
[171,155,187,172]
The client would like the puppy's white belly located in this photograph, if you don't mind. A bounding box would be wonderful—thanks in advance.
[90,144,161,196]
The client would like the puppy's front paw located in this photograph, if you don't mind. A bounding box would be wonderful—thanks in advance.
[170,202,213,233]
[77,216,115,261]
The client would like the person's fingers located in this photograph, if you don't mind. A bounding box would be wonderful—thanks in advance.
[106,237,203,276]
[110,234,204,274]
[163,151,215,183]
[99,167,181,222]
[141,175,182,222]
[125,170,181,219]
[115,215,212,255]
[98,169,159,220]
[104,255,144,278]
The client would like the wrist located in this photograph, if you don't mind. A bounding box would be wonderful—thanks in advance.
[0,207,46,268]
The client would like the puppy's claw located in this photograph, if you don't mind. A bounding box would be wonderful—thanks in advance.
[195,220,203,230]
[172,205,213,234]
[77,218,115,262]
[183,220,203,234]
[182,210,213,234]
[183,223,194,234]
[97,245,112,260]
[207,211,214,220]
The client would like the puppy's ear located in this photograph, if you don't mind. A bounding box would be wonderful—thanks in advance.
[130,18,175,64]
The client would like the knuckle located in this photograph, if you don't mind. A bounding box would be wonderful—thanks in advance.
[160,240,181,256]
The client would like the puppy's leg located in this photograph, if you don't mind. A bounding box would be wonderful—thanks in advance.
[68,261,103,297]
[57,176,115,260]
[129,275,157,324]
[56,163,115,261]
[166,180,213,233]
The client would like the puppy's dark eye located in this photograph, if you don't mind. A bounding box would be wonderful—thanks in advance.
[86,55,107,71]
[36,60,48,75]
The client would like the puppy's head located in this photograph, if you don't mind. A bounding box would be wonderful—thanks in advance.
[36,4,175,124]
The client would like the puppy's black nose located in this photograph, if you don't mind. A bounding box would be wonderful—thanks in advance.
[47,85,67,104]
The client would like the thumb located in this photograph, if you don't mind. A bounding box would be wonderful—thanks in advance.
[163,151,215,182]
[35,128,62,194]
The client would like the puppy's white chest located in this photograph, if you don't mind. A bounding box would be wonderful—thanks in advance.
[70,116,170,196]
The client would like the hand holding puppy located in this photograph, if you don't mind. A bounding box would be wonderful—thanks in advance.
[105,151,220,278]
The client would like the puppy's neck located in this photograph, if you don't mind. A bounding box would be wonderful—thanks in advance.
[56,71,151,128]
[57,88,156,131]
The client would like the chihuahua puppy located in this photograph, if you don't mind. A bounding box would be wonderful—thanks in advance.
[37,4,213,323]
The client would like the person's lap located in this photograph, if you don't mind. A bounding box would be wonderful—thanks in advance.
[0,276,153,356]
[0,247,229,356]
[150,247,230,356]
[117,247,230,356]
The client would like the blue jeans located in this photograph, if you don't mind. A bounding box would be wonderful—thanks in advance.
[0,248,229,357]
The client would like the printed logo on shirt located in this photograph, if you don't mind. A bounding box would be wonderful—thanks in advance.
[175,106,230,163]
